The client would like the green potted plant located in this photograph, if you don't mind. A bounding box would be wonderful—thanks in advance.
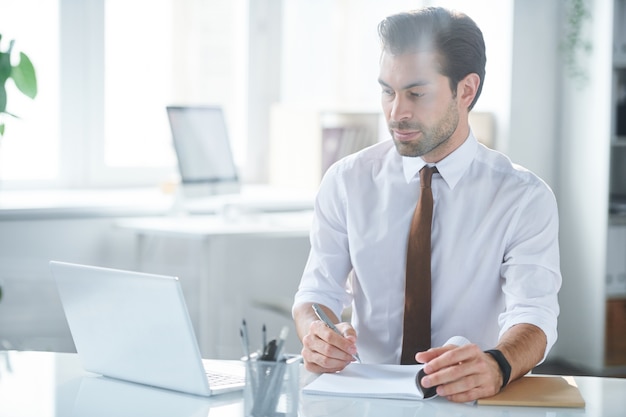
[0,34,38,138]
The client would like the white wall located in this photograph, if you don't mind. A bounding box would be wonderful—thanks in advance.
[508,0,561,189]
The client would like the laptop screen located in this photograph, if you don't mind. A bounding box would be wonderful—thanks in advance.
[166,105,239,185]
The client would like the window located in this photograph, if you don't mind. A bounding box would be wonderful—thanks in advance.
[0,0,60,183]
[103,0,174,169]
[0,0,248,188]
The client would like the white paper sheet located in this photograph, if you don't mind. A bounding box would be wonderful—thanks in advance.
[302,363,424,400]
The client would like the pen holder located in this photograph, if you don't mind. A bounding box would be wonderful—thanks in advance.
[244,355,301,417]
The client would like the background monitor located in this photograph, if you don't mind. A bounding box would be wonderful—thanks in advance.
[166,105,240,198]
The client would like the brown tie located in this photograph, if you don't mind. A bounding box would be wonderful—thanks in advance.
[401,165,437,365]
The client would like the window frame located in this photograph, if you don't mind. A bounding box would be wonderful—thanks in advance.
[58,0,175,189]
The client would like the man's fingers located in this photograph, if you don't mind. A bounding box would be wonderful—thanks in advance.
[415,345,455,364]
[423,343,480,374]
[437,371,499,403]
[312,320,358,356]
[336,322,357,339]
[301,321,356,373]
[301,343,350,373]
[421,358,472,388]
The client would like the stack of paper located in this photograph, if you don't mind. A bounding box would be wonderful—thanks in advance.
[302,363,425,400]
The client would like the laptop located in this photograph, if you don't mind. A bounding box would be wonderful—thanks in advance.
[50,261,246,397]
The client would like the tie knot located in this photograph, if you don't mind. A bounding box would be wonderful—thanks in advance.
[419,165,437,188]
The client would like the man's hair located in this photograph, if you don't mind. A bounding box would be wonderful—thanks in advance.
[377,7,486,110]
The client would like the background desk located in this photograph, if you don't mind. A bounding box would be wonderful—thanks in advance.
[2,351,626,417]
[115,212,314,359]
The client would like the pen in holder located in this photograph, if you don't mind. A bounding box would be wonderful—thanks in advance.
[244,354,301,417]
[240,322,300,417]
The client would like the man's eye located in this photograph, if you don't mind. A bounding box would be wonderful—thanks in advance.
[382,89,395,96]
[410,92,424,98]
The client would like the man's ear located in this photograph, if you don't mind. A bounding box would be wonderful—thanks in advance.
[458,73,480,110]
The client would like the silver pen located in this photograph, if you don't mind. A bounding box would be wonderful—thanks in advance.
[312,303,361,363]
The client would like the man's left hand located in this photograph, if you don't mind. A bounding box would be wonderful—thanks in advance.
[415,343,502,403]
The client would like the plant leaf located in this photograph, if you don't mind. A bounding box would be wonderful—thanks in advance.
[0,51,11,83]
[11,52,37,99]
[0,123,4,137]
[0,82,6,113]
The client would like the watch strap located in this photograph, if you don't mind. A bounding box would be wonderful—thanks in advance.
[484,349,511,389]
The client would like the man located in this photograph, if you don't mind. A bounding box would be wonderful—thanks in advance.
[292,7,561,403]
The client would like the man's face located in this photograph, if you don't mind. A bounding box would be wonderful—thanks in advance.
[378,51,461,160]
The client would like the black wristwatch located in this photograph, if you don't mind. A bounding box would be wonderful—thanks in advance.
[484,349,511,389]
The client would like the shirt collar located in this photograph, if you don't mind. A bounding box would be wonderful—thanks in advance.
[402,130,478,189]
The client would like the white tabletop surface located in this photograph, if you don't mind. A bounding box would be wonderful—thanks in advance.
[0,188,172,219]
[1,350,625,417]
[114,211,314,239]
[0,185,315,220]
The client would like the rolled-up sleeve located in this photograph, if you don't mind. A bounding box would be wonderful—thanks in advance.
[499,180,562,360]
[292,164,354,319]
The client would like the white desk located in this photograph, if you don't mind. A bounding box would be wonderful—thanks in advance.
[0,188,172,219]
[115,212,314,359]
[2,351,626,417]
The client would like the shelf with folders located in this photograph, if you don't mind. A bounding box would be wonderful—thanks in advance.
[605,298,626,369]
[611,68,626,218]
[269,105,383,190]
[320,122,378,174]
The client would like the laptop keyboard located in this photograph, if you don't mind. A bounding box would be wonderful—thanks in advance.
[202,360,246,388]
[206,370,245,386]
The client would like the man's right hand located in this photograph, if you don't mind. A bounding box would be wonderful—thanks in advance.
[294,303,359,373]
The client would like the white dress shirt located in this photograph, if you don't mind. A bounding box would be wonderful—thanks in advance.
[293,132,561,364]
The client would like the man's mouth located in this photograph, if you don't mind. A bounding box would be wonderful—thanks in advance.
[393,130,420,142]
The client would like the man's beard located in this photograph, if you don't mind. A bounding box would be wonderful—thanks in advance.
[390,101,459,158]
